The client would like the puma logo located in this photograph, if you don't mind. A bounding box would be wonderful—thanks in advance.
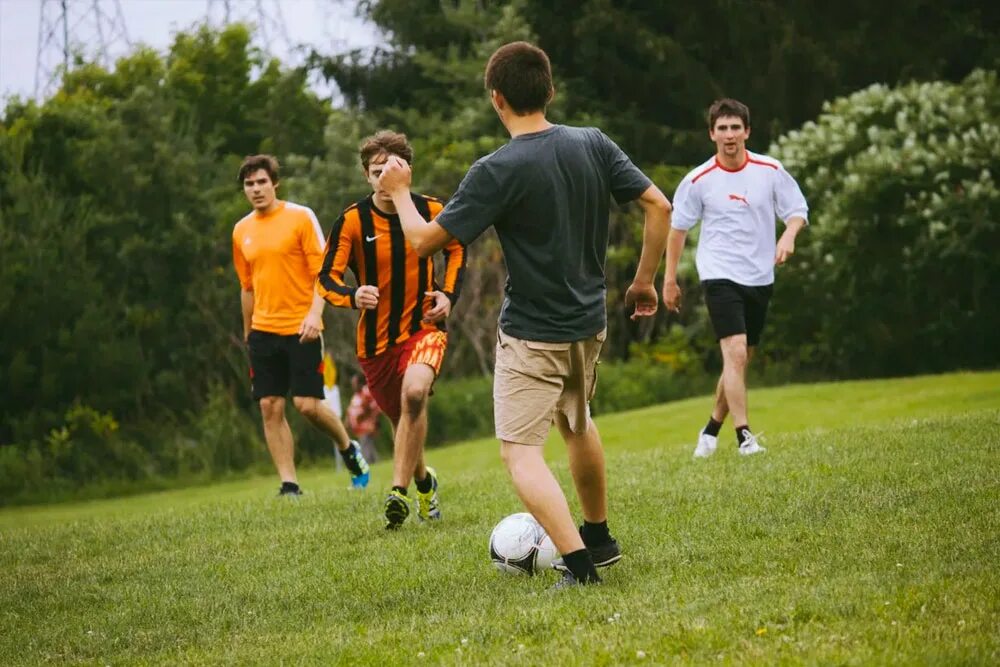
[365,234,383,242]
[728,194,749,207]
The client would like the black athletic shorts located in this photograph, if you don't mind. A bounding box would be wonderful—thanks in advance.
[702,279,774,346]
[247,330,325,400]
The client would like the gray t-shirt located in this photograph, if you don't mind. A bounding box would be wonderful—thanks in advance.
[435,125,652,341]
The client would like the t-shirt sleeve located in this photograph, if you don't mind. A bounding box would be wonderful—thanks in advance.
[670,174,702,230]
[232,225,252,290]
[599,130,653,204]
[434,161,505,246]
[300,207,328,277]
[317,211,358,309]
[773,161,809,224]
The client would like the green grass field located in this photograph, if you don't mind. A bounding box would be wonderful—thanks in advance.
[2,372,998,665]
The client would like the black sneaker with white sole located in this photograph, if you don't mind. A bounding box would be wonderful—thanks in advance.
[549,567,602,590]
[587,537,622,568]
[552,532,622,572]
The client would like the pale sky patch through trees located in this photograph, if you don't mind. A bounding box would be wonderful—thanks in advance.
[0,0,377,103]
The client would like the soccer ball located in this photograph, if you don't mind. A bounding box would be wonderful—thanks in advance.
[489,512,558,576]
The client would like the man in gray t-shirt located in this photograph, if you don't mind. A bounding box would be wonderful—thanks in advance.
[436,124,653,341]
[378,41,672,588]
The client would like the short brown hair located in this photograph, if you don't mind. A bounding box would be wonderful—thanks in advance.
[238,154,280,184]
[708,98,751,130]
[359,130,413,170]
[484,42,554,115]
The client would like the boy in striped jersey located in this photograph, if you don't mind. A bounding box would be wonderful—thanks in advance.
[233,155,370,496]
[319,132,467,529]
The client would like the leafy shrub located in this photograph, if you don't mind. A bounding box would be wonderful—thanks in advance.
[769,70,1000,375]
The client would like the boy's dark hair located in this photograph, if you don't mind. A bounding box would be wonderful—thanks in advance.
[484,41,554,115]
[238,154,280,184]
[359,130,414,170]
[708,98,751,130]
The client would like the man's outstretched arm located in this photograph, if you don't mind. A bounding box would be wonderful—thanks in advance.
[379,155,454,257]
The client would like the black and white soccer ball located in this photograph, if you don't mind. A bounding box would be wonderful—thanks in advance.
[489,512,558,576]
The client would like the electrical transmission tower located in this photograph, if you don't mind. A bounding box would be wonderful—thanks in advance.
[34,0,131,100]
[206,0,292,59]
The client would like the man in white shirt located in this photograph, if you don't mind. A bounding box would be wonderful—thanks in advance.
[664,98,808,457]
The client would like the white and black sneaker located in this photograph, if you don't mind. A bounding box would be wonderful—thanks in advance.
[694,431,718,458]
[738,429,767,456]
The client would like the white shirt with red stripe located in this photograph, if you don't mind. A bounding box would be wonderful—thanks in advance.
[671,151,808,286]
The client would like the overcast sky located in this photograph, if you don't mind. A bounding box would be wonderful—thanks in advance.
[0,0,379,103]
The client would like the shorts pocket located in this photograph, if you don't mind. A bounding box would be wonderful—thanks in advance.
[524,340,572,351]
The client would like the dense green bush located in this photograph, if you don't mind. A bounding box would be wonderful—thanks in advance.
[768,70,1000,376]
[425,375,497,446]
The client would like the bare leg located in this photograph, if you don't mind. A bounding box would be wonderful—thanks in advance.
[710,346,754,423]
[260,397,296,483]
[500,441,585,556]
[392,364,435,488]
[292,396,351,451]
[719,334,750,426]
[556,414,606,524]
[711,373,729,422]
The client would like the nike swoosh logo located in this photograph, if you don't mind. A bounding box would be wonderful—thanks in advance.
[366,234,382,242]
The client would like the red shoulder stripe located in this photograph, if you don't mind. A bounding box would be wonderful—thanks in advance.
[747,158,778,170]
[691,164,718,184]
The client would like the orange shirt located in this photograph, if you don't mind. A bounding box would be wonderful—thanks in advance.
[318,194,467,359]
[232,200,326,336]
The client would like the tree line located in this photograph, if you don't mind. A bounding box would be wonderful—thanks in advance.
[1,0,997,502]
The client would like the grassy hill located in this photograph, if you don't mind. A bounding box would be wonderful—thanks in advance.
[1,371,997,665]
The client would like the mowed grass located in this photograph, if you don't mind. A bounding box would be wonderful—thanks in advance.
[1,371,997,665]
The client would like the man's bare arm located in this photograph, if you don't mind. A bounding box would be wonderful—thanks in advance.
[379,155,454,257]
[241,288,254,341]
[624,184,672,319]
[662,228,688,313]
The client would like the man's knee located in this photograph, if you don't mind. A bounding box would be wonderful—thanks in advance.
[500,441,538,474]
[259,396,284,421]
[292,396,320,420]
[400,382,430,417]
[499,441,516,469]
[720,335,749,368]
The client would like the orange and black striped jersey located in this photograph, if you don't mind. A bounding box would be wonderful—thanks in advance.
[318,194,466,359]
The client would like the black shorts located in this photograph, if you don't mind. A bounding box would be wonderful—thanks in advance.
[247,330,325,400]
[702,279,774,346]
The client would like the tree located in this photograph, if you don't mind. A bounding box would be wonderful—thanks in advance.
[0,24,332,496]
[767,70,1000,375]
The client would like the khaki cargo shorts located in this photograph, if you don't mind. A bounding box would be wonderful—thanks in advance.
[493,327,607,446]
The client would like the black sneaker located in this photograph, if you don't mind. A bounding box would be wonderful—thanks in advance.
[587,536,622,568]
[552,533,622,571]
[278,484,303,497]
[551,570,581,590]
[549,569,601,590]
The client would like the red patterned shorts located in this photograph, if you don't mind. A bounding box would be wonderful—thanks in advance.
[359,329,447,424]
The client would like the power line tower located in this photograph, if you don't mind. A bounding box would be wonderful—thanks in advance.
[34,0,131,100]
[205,0,292,59]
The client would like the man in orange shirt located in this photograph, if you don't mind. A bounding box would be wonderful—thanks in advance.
[319,131,466,528]
[232,154,370,496]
